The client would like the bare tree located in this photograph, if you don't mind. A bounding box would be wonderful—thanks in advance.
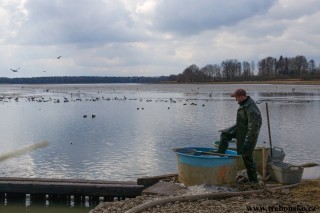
[221,59,241,80]
[242,61,251,78]
[250,60,255,75]
[276,55,285,75]
[212,64,222,79]
[308,59,316,74]
[201,65,214,80]
[292,55,308,75]
[258,57,276,77]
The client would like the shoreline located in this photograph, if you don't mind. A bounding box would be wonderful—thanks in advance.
[161,79,320,85]
[90,179,320,213]
[1,78,320,86]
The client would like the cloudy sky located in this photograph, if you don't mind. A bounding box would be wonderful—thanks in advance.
[1,0,320,78]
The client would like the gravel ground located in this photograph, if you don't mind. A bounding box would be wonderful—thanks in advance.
[89,180,320,213]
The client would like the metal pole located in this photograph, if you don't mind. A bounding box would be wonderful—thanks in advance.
[266,102,273,156]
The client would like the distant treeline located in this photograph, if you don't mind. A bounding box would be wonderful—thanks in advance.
[2,55,320,84]
[0,76,170,84]
[169,55,320,82]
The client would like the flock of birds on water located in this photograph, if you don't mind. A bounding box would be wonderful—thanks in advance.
[0,87,315,121]
[10,56,62,73]
[0,86,313,108]
[0,88,214,121]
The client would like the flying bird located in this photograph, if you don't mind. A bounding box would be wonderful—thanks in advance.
[10,67,20,72]
[57,56,62,59]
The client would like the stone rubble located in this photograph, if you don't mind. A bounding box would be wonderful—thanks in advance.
[89,180,320,213]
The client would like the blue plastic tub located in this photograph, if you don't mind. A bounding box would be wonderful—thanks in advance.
[173,147,239,186]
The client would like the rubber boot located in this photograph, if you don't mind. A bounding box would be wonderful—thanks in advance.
[217,132,233,154]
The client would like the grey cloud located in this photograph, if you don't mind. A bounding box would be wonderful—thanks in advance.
[2,0,320,77]
[9,0,142,45]
[268,1,320,21]
[150,0,277,35]
[233,1,320,41]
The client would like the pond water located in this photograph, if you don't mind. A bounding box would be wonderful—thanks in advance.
[0,198,94,213]
[0,83,320,212]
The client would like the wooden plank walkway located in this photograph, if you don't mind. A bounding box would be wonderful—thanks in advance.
[0,177,145,198]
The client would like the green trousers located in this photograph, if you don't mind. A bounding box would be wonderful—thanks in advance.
[242,155,258,183]
[218,130,258,183]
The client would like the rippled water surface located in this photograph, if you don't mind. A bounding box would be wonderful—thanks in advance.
[1,83,320,181]
[1,83,320,212]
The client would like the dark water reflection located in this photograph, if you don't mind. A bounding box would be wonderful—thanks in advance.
[0,197,95,213]
[0,83,320,212]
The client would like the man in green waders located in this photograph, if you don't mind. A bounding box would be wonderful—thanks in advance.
[217,89,262,183]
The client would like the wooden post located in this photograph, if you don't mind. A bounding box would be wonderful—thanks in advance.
[266,102,273,157]
[262,146,266,181]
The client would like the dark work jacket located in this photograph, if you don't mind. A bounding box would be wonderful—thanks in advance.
[236,96,262,156]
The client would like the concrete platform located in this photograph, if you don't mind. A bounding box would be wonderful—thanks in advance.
[142,181,187,196]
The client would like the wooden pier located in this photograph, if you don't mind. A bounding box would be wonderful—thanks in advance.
[0,177,145,201]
